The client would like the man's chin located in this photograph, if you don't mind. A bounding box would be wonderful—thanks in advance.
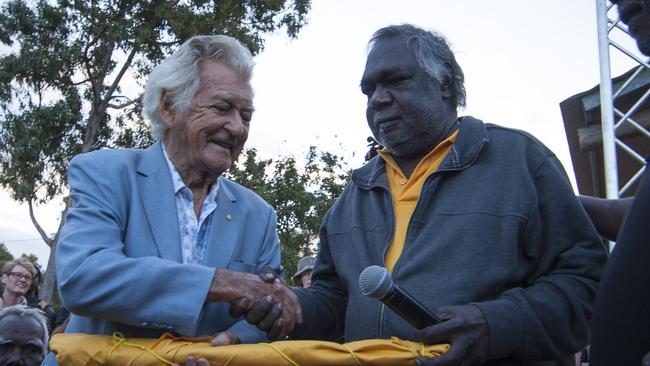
[380,137,411,152]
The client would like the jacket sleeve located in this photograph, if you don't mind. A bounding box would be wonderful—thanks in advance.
[474,156,608,361]
[56,154,216,336]
[228,207,281,344]
[291,211,348,341]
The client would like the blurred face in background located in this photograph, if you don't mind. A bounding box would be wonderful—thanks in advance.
[300,270,313,288]
[0,315,45,366]
[1,265,33,298]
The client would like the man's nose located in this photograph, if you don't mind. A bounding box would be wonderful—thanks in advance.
[369,85,392,108]
[224,112,246,137]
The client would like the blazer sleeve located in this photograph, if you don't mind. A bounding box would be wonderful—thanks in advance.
[291,211,348,341]
[56,154,215,336]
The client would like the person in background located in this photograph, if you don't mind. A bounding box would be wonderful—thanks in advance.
[0,305,49,366]
[24,261,57,332]
[240,24,607,366]
[292,256,316,288]
[1,259,57,332]
[50,306,70,336]
[45,34,299,366]
[589,0,650,365]
[1,258,37,309]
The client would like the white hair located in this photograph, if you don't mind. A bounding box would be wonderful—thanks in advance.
[142,35,255,140]
[0,305,49,356]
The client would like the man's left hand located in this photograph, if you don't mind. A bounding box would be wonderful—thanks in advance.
[415,304,490,366]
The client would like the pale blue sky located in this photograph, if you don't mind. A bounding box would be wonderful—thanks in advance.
[1,0,642,266]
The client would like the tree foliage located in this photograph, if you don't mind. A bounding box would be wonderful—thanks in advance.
[0,243,38,268]
[0,243,13,266]
[227,147,351,280]
[20,253,39,264]
[0,0,311,300]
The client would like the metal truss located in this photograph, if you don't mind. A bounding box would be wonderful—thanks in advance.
[596,0,650,198]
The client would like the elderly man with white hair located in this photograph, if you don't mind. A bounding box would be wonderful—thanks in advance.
[44,35,300,365]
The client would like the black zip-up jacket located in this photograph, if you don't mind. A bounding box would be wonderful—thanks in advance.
[294,116,607,365]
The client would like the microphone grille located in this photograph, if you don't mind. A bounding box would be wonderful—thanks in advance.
[358,265,392,299]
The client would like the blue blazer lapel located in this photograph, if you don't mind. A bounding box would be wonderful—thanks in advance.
[137,142,182,262]
[203,179,242,269]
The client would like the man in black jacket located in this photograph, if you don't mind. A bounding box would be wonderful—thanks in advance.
[589,1,650,365]
[238,24,607,366]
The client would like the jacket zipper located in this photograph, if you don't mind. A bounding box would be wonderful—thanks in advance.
[382,149,479,338]
[389,143,484,275]
[378,184,395,340]
[390,166,446,277]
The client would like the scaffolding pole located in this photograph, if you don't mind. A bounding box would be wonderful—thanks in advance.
[596,0,619,199]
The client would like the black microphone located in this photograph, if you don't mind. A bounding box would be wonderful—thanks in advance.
[358,265,442,329]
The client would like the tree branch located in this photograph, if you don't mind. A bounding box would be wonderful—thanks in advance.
[81,43,136,153]
[107,94,141,109]
[83,2,133,61]
[97,40,116,86]
[27,198,53,247]
[101,45,139,111]
[71,78,91,86]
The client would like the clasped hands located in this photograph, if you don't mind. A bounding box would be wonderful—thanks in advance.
[170,268,300,366]
[208,266,302,342]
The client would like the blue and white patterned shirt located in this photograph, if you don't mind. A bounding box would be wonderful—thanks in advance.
[162,145,219,264]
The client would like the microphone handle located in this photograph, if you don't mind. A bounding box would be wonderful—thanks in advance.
[382,285,442,329]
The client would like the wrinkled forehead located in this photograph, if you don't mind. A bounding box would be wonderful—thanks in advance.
[0,316,44,340]
[197,60,254,103]
[362,36,418,81]
[367,36,413,63]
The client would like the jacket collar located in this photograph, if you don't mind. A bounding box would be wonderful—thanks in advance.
[137,141,182,261]
[137,141,238,202]
[352,116,489,189]
[135,141,240,266]
[137,141,168,177]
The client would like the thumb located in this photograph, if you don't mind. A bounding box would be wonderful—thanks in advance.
[260,265,279,283]
[211,331,239,346]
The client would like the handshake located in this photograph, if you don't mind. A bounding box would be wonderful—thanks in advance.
[208,266,302,341]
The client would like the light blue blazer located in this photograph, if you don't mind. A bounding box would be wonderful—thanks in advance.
[53,142,280,343]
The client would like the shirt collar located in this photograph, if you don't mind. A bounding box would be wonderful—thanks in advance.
[378,129,459,175]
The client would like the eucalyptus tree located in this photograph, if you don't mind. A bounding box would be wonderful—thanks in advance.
[0,0,311,300]
[227,147,351,280]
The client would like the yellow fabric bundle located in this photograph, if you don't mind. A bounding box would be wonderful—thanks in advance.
[50,332,448,366]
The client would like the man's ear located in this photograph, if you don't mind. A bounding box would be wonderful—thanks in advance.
[160,91,175,128]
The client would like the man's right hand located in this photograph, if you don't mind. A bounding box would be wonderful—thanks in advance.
[208,266,301,340]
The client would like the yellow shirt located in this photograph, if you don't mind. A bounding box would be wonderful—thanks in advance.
[379,130,458,272]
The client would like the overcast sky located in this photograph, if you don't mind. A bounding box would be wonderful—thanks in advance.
[1,0,642,267]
